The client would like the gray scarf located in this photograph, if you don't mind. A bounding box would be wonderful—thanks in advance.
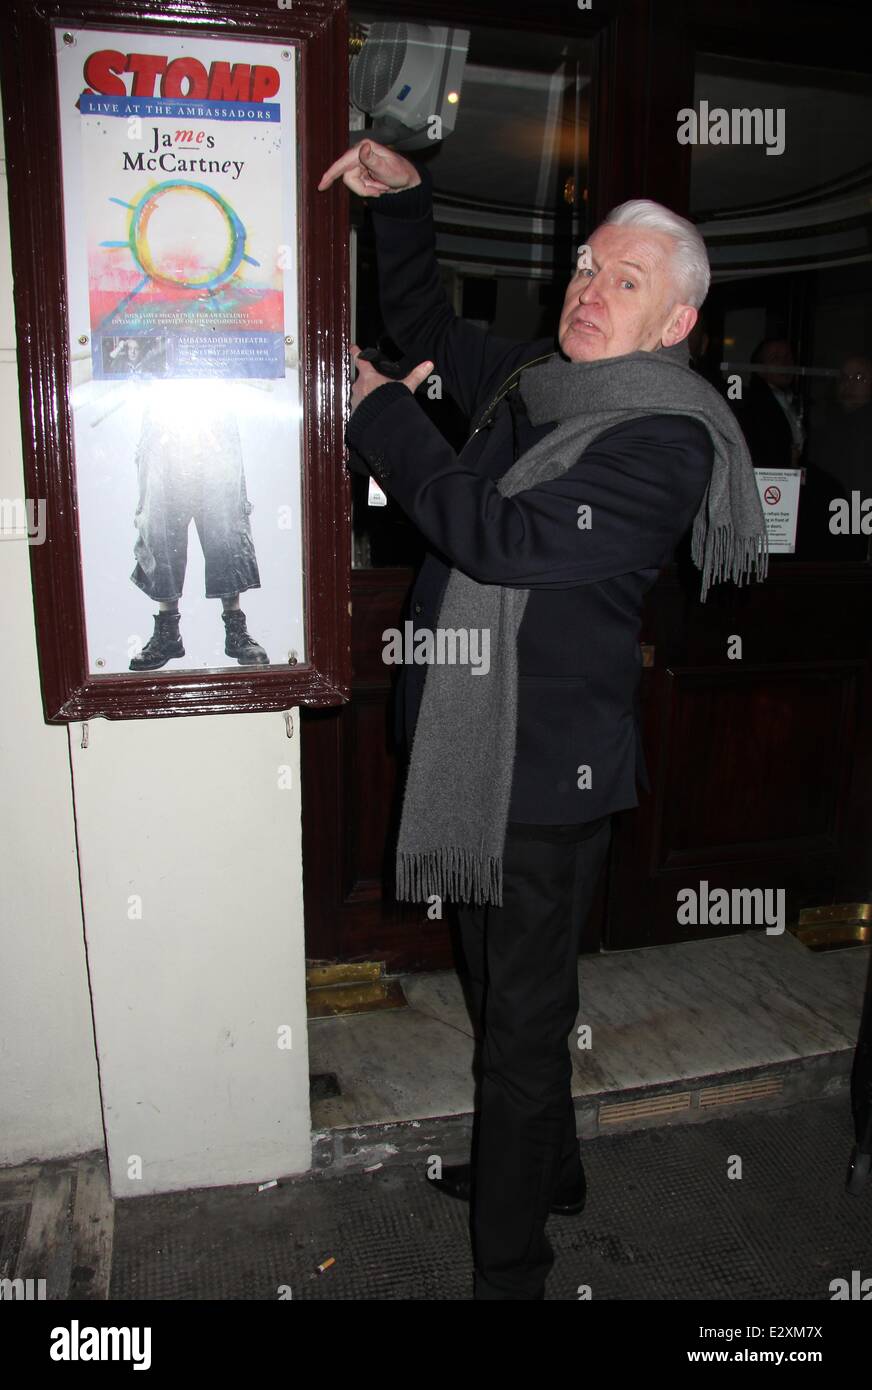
[395,339,768,907]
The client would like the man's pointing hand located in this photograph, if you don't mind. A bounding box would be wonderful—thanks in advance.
[350,344,433,414]
[318,140,421,197]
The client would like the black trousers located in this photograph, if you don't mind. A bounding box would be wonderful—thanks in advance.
[456,816,612,1300]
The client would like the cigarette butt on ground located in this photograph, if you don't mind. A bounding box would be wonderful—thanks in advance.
[257,1180,278,1192]
[363,1162,384,1173]
[317,1256,336,1273]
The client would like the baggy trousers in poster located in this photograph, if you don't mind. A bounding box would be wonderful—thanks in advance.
[130,396,261,603]
[457,816,612,1299]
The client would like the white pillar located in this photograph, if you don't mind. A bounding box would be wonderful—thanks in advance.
[69,710,311,1197]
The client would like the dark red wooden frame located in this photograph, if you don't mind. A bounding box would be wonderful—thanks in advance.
[0,0,351,721]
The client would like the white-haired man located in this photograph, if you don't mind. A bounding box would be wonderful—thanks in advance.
[319,141,761,1300]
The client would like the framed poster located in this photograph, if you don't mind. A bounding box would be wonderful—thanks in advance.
[0,0,351,720]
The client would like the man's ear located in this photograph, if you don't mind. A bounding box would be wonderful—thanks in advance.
[662,304,698,348]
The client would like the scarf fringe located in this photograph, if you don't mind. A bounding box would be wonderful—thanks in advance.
[397,848,503,907]
[693,516,769,602]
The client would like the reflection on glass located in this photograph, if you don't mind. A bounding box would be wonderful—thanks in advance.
[689,53,872,560]
[348,12,593,567]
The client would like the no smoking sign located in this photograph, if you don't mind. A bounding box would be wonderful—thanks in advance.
[754,469,801,553]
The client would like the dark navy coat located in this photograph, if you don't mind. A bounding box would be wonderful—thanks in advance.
[345,166,714,824]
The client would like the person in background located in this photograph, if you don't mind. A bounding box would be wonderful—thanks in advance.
[816,355,872,497]
[687,313,727,393]
[805,354,872,559]
[738,338,805,469]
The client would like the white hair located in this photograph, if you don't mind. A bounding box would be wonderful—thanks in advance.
[600,198,711,309]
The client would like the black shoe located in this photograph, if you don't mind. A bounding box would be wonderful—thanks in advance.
[430,1161,586,1216]
[222,608,269,665]
[129,611,185,670]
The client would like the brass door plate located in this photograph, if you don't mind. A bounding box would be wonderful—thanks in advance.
[307,976,408,1018]
[306,960,383,989]
[791,903,872,951]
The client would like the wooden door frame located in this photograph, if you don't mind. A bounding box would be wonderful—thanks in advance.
[302,0,872,968]
[302,0,665,969]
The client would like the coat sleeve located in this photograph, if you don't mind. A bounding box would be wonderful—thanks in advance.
[346,383,714,588]
[368,164,553,420]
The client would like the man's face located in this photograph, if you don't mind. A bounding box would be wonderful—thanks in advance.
[557,223,697,362]
[837,357,872,412]
[758,341,795,390]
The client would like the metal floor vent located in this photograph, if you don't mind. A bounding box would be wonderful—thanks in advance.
[700,1076,784,1109]
[600,1091,693,1126]
[600,1074,786,1127]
